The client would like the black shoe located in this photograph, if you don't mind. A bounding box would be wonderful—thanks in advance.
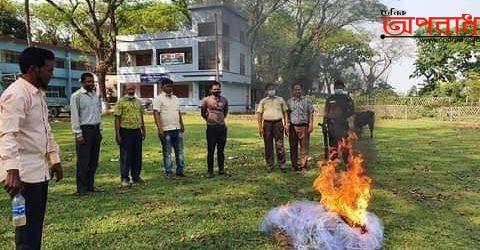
[219,170,225,175]
[88,187,104,193]
[133,178,146,184]
[76,191,88,197]
[164,171,173,178]
[281,168,287,173]
[176,172,187,178]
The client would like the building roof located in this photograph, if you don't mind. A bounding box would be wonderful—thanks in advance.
[116,30,196,43]
[189,3,247,21]
[0,35,95,56]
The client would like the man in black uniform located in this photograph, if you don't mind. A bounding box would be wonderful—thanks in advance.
[323,80,354,159]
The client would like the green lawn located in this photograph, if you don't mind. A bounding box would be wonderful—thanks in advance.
[1,115,479,249]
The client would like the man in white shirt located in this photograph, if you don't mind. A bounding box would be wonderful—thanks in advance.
[152,78,186,177]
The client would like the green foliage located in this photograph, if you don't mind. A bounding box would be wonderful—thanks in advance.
[118,1,186,35]
[412,25,480,89]
[0,0,26,39]
[463,69,480,102]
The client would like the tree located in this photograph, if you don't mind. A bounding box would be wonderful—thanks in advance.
[118,1,185,35]
[44,0,127,107]
[412,25,480,91]
[407,85,418,97]
[0,0,26,39]
[24,0,32,46]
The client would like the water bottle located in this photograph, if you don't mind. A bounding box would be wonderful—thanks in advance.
[12,194,26,227]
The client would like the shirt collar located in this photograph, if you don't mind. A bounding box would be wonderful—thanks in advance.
[19,77,41,95]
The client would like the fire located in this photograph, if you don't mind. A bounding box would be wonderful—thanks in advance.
[313,131,372,227]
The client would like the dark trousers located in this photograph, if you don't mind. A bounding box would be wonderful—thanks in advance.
[120,128,142,182]
[289,125,310,170]
[76,125,101,194]
[263,120,286,169]
[206,125,227,174]
[15,182,48,250]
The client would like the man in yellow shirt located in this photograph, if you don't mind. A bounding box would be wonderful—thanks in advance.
[256,84,289,172]
[115,83,145,187]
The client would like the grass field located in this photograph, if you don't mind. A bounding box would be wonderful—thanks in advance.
[0,115,479,250]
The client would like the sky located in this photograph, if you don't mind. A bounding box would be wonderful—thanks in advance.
[378,0,480,94]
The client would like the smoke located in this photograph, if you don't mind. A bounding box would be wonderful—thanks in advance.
[260,201,383,250]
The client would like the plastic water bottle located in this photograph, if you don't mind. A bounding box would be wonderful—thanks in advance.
[12,194,26,227]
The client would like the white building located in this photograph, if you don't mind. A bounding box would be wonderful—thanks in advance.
[116,3,252,111]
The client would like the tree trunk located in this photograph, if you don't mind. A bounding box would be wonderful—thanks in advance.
[25,0,32,46]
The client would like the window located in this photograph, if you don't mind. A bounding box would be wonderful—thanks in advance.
[1,50,21,64]
[120,50,153,67]
[240,31,246,44]
[198,41,216,70]
[55,58,65,68]
[136,53,152,66]
[223,41,230,71]
[72,86,80,93]
[71,61,89,71]
[223,23,230,37]
[198,81,210,99]
[240,53,245,75]
[140,85,154,98]
[157,47,192,65]
[198,22,215,36]
[46,86,66,98]
[173,84,189,98]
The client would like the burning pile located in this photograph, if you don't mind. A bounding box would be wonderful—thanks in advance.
[261,132,384,250]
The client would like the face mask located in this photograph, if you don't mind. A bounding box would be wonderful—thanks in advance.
[334,89,344,95]
[126,93,135,99]
[212,91,221,97]
[267,90,276,96]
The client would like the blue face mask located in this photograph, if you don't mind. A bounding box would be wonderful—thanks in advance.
[334,89,345,95]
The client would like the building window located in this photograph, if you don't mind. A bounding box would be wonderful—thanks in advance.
[140,85,154,98]
[71,61,90,71]
[223,23,230,37]
[46,86,66,98]
[1,50,21,64]
[120,50,153,67]
[173,84,189,98]
[55,58,65,68]
[240,31,246,44]
[198,22,215,36]
[198,41,216,70]
[198,81,210,99]
[157,47,192,65]
[223,41,230,71]
[240,53,245,75]
[72,86,80,93]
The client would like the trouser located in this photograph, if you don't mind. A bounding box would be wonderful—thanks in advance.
[15,181,48,250]
[120,128,143,182]
[76,124,101,194]
[289,125,310,170]
[160,130,185,174]
[206,125,227,174]
[263,120,286,169]
[327,120,350,163]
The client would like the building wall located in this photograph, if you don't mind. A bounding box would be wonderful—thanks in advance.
[0,39,95,101]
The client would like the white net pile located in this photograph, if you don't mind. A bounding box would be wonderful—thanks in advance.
[260,201,383,250]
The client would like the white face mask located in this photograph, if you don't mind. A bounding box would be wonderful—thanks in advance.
[267,90,276,96]
[334,89,345,95]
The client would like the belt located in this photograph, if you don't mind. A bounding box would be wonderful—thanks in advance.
[263,119,282,123]
[291,123,308,127]
[81,124,100,128]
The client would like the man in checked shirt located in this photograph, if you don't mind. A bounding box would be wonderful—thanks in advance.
[0,47,63,250]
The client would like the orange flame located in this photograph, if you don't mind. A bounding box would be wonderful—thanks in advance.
[313,131,372,227]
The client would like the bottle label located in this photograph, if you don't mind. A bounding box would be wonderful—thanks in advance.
[12,205,25,216]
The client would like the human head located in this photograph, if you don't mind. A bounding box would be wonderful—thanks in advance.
[209,81,221,97]
[265,83,276,97]
[19,47,55,90]
[160,78,174,96]
[292,83,304,98]
[334,79,345,94]
[80,72,95,92]
[125,83,136,97]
